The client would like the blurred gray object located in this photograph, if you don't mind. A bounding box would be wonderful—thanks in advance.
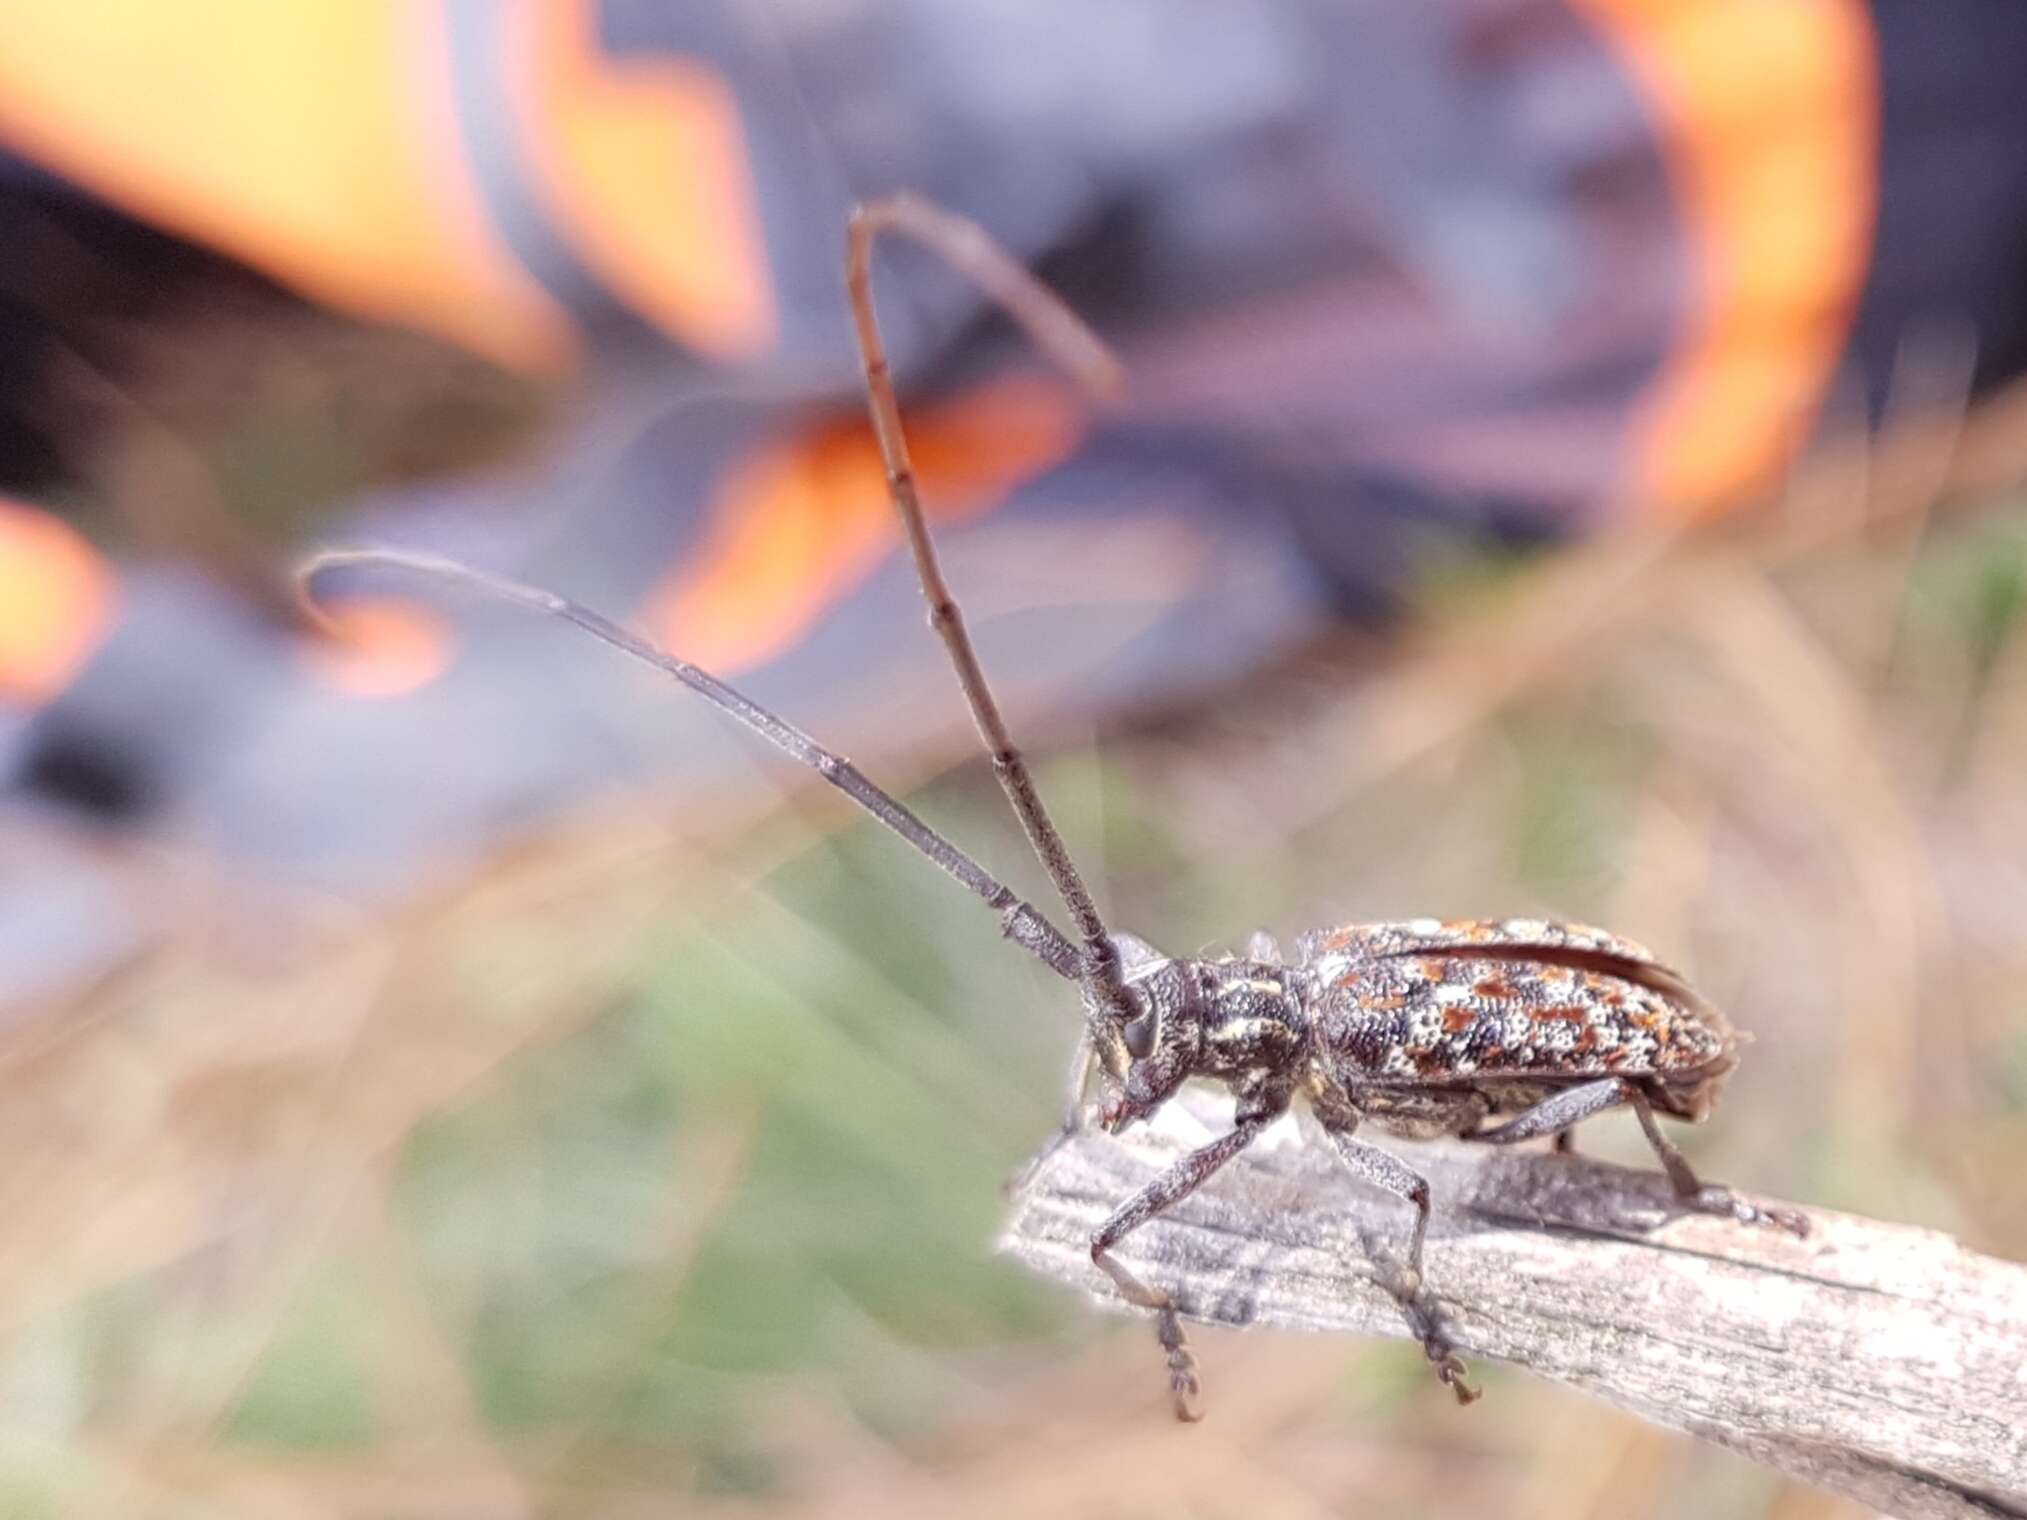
[0,0,1740,1001]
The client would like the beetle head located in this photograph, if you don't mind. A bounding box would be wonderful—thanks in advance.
[1086,935,1206,1132]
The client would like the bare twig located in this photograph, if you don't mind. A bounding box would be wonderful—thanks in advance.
[1002,1120,2027,1520]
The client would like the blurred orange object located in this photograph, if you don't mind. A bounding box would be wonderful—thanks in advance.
[302,594,456,699]
[0,499,115,703]
[1579,0,1877,519]
[652,377,1086,674]
[0,0,772,371]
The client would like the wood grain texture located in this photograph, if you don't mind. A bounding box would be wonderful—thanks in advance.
[1000,1117,2027,1519]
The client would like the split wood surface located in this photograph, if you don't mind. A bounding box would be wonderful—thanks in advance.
[1001,1121,2027,1519]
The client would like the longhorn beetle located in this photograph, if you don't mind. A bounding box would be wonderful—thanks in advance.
[301,193,1807,1422]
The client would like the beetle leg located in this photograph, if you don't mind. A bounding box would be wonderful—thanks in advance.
[1323,1123,1479,1404]
[1469,1079,1808,1236]
[1467,1075,1632,1144]
[1324,1127,1433,1289]
[1622,1085,1810,1236]
[1090,1118,1268,1420]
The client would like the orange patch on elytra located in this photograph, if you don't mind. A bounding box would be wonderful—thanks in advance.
[1473,974,1516,999]
[1417,958,1450,982]
[1365,993,1411,1011]
[1441,1006,1475,1033]
[1537,1005,1590,1023]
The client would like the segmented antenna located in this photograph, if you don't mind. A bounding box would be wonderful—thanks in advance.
[844,193,1133,1029]
[296,547,1083,983]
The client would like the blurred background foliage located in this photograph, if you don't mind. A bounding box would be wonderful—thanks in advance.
[0,339,2022,1514]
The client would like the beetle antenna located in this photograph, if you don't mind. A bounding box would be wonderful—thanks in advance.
[844,193,1133,1030]
[297,547,1084,984]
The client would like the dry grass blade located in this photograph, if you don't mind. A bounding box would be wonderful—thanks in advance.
[1002,1123,2027,1520]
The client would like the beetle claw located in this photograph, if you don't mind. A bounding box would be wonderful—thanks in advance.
[1436,1352,1481,1405]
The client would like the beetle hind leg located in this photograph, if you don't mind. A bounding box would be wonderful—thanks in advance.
[1623,1087,1809,1236]
[1468,1078,1807,1236]
[1466,1075,1632,1145]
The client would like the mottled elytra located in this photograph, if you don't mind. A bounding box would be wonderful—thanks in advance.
[299,194,1804,1422]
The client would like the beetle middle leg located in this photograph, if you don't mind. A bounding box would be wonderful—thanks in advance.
[1468,1078,1807,1234]
[1090,1118,1268,1420]
[1322,1123,1480,1404]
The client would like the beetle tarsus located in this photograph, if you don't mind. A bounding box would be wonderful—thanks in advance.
[1158,1307,1204,1420]
[1691,1183,1811,1238]
[1394,1275,1479,1406]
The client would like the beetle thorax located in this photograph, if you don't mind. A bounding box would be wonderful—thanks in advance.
[1098,945,1311,1131]
[1193,960,1310,1077]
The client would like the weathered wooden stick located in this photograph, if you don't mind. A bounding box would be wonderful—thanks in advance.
[1000,1117,2027,1520]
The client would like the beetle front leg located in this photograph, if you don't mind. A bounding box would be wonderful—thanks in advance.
[1090,1118,1267,1420]
[1469,1078,1807,1235]
[1322,1123,1479,1404]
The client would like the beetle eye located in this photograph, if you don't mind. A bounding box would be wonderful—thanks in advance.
[1122,1007,1157,1060]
